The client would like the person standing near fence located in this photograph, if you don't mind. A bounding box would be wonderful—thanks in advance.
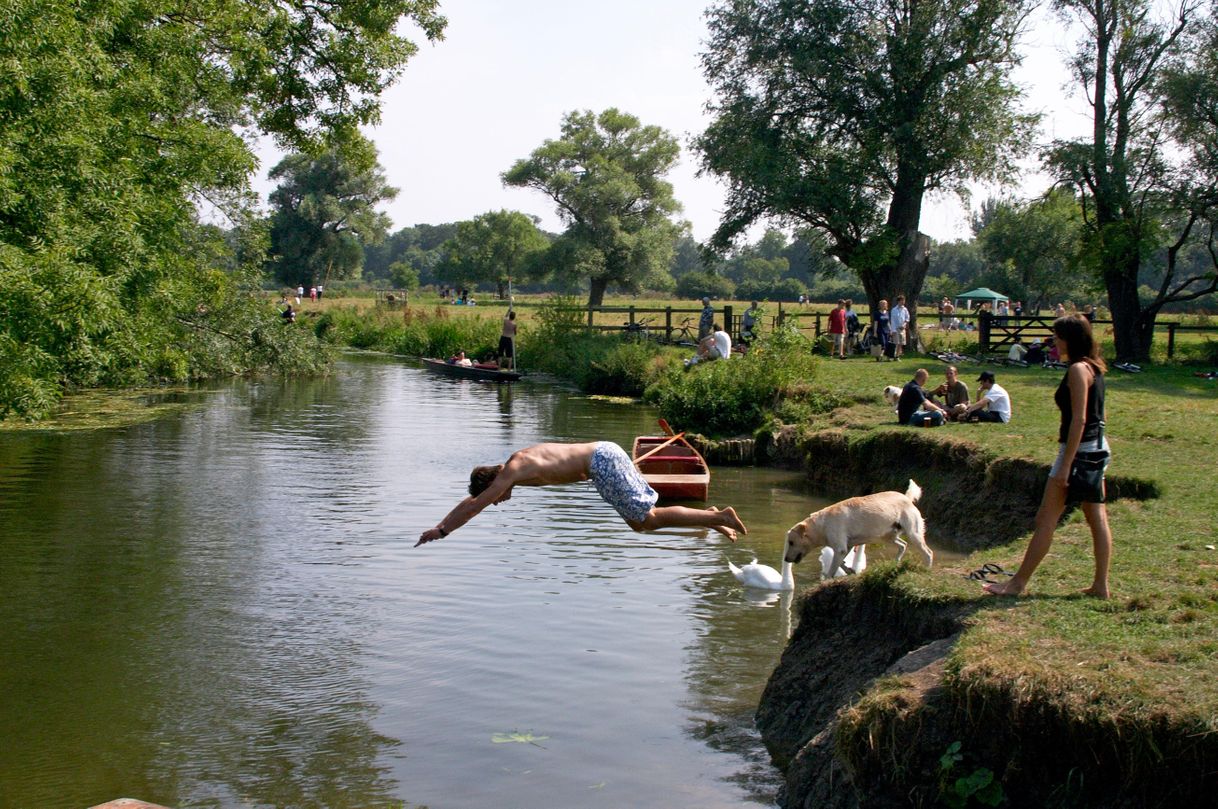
[889,295,910,360]
[828,299,847,359]
[698,297,714,341]
[873,299,891,361]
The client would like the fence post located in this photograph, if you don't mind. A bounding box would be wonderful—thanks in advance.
[777,301,785,328]
[628,305,635,329]
[978,310,992,353]
[723,305,733,339]
[587,306,594,334]
[814,314,822,339]
[665,307,673,342]
[1167,322,1176,359]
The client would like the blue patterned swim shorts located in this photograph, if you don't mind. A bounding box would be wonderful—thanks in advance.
[589,441,659,524]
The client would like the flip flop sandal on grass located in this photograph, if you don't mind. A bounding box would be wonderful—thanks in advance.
[963,563,1015,584]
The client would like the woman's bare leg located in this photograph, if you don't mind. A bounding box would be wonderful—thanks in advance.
[984,479,1068,595]
[1080,500,1112,598]
[634,506,747,540]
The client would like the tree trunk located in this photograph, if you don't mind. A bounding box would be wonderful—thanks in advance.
[859,231,930,330]
[859,172,929,329]
[587,277,609,308]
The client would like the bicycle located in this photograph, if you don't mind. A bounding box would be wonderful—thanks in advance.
[622,317,656,342]
[671,316,698,347]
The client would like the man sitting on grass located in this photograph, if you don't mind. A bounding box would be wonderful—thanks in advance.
[686,323,732,366]
[961,371,1012,423]
[897,369,948,427]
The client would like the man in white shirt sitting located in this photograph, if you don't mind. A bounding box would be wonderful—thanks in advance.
[961,371,1012,423]
[687,323,732,366]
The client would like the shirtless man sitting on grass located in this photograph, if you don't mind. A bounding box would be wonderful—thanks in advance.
[416,441,748,546]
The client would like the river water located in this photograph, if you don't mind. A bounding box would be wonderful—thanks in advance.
[0,353,837,809]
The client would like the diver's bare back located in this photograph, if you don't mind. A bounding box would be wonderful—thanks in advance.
[506,442,598,486]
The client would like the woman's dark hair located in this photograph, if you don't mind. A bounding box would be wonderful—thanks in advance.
[1053,314,1107,372]
[469,464,504,496]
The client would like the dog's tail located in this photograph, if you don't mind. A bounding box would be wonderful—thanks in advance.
[905,479,922,503]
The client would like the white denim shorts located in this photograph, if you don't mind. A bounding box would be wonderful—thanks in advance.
[1049,437,1111,478]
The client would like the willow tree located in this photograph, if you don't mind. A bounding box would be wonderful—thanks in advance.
[268,141,398,288]
[503,109,682,306]
[1045,0,1216,361]
[698,0,1036,326]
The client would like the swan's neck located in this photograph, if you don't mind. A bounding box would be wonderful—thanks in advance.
[780,560,794,588]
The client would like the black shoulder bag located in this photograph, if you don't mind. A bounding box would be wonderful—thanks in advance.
[1067,421,1108,503]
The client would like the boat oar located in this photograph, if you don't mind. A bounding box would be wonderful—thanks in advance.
[634,432,686,466]
[658,418,676,436]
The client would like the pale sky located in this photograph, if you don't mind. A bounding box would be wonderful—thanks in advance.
[257,0,1093,244]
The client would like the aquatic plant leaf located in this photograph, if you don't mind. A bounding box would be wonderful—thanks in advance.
[491,731,550,747]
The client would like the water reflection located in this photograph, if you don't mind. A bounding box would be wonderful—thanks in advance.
[1,355,906,809]
[0,386,407,808]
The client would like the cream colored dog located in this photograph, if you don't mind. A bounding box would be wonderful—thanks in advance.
[785,480,932,578]
[883,385,902,408]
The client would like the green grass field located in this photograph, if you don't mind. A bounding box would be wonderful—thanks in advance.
[799,349,1218,792]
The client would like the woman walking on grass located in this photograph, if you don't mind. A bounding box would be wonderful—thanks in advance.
[984,314,1113,598]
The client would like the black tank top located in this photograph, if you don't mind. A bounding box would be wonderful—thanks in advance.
[1055,363,1105,444]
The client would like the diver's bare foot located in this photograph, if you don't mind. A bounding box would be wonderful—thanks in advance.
[705,506,745,541]
[1082,586,1110,599]
[720,506,747,537]
[983,579,1024,596]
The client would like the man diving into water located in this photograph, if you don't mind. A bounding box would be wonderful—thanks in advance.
[416,441,747,546]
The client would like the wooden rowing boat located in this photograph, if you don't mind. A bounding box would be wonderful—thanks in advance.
[632,433,710,501]
[421,357,522,382]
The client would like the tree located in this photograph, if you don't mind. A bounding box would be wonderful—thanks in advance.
[363,222,460,285]
[669,235,708,279]
[503,109,683,306]
[1045,0,1216,360]
[268,141,397,287]
[0,0,445,418]
[974,190,1087,310]
[698,0,1036,329]
[389,261,420,292]
[435,210,549,298]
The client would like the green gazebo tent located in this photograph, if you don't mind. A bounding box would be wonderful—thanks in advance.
[954,287,1009,310]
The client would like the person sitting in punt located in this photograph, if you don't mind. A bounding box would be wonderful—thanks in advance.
[448,350,473,367]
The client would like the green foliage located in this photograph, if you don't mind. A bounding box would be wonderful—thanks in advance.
[520,297,671,395]
[436,210,549,297]
[1045,0,1218,360]
[503,108,683,306]
[974,190,1087,310]
[314,306,501,360]
[0,0,445,419]
[268,141,398,287]
[647,325,828,436]
[389,261,420,291]
[938,741,1005,807]
[699,0,1037,313]
[676,271,737,300]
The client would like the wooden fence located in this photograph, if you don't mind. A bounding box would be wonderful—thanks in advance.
[547,304,1217,358]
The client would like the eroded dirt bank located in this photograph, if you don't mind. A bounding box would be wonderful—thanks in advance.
[731,428,1209,808]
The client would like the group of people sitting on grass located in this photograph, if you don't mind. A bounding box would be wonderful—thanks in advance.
[897,366,1012,427]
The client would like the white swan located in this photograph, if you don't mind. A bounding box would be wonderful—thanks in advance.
[728,557,795,591]
[820,545,868,578]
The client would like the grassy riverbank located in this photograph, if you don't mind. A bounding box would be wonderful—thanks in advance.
[761,354,1218,805]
